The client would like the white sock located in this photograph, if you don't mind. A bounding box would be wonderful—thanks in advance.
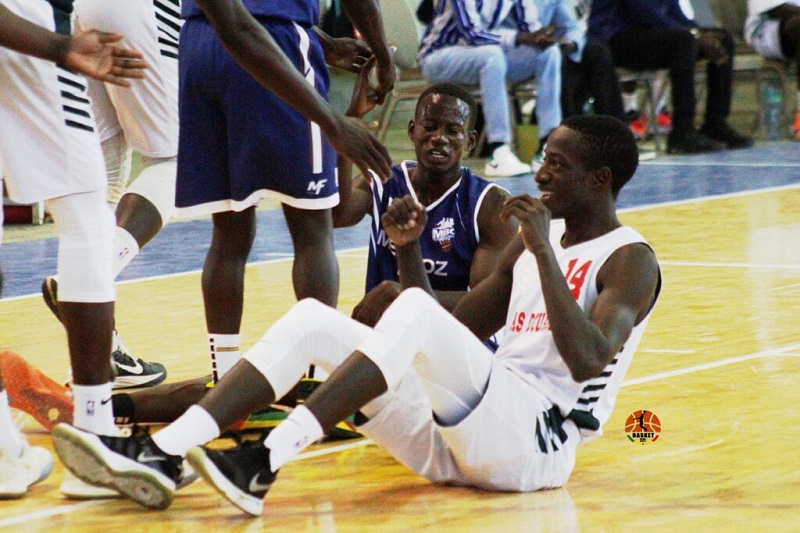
[623,91,638,114]
[264,405,323,471]
[113,226,140,278]
[152,405,220,457]
[71,383,117,436]
[209,333,240,383]
[0,391,25,457]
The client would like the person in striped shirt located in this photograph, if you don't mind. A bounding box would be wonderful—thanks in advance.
[418,0,582,177]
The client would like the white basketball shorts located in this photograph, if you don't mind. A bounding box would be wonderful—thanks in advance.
[0,0,107,204]
[74,0,181,157]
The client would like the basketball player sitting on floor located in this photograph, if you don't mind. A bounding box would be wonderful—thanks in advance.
[52,113,662,515]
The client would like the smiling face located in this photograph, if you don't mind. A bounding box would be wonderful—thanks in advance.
[408,93,475,175]
[534,125,598,219]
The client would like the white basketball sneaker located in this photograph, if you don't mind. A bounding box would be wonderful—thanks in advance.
[484,144,532,177]
[0,440,53,498]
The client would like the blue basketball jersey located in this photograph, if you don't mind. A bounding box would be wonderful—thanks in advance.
[366,161,498,294]
[182,0,318,25]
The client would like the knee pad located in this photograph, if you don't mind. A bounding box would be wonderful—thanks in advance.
[124,156,177,225]
[102,131,133,208]
[47,190,115,303]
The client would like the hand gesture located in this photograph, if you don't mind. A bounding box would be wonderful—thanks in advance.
[351,280,402,326]
[516,25,558,49]
[500,194,551,254]
[65,30,148,87]
[371,48,396,105]
[381,195,427,248]
[346,56,378,119]
[322,35,373,73]
[327,113,392,182]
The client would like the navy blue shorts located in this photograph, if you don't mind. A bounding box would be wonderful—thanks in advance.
[175,18,338,216]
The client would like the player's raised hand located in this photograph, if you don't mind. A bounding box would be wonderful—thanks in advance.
[381,195,427,248]
[320,33,373,73]
[346,56,379,119]
[500,194,551,253]
[65,30,148,87]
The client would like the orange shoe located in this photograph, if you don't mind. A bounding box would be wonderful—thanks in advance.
[0,350,72,431]
[793,111,800,140]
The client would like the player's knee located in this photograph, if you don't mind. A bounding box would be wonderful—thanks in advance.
[48,191,115,302]
[124,157,177,225]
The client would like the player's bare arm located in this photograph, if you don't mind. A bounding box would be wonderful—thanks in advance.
[194,0,392,180]
[332,57,381,228]
[452,234,525,341]
[501,194,660,382]
[340,0,395,103]
[0,5,147,87]
[382,195,434,295]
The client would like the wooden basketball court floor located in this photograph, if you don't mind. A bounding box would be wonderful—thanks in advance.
[1,142,799,531]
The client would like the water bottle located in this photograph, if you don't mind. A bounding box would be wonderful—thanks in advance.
[764,80,782,141]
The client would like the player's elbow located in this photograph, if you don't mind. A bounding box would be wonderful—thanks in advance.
[566,351,609,383]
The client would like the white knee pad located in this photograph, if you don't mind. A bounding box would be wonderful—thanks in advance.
[102,131,133,208]
[243,298,371,400]
[124,156,176,225]
[47,190,115,303]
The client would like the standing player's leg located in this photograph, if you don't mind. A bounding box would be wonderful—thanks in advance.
[0,0,117,438]
[203,208,257,383]
[56,0,181,388]
[282,205,339,306]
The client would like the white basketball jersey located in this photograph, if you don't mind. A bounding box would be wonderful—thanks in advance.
[495,221,659,441]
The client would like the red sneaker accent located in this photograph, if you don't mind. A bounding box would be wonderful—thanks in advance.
[0,350,73,430]
[629,115,648,140]
[656,112,673,134]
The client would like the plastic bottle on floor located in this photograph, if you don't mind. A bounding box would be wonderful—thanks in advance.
[764,80,783,141]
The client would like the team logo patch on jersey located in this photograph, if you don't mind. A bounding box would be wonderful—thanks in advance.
[625,409,661,445]
[431,217,455,252]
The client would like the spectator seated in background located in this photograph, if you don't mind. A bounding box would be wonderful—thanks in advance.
[588,0,754,154]
[746,0,800,138]
[418,0,571,177]
[563,0,626,125]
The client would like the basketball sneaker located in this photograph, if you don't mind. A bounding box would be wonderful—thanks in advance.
[0,440,53,499]
[42,277,168,389]
[186,438,277,516]
[0,350,72,431]
[52,423,182,510]
[60,455,199,499]
[110,333,167,389]
[484,145,532,177]
[793,111,800,140]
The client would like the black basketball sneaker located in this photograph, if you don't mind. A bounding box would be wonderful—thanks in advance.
[52,423,184,510]
[42,276,167,389]
[186,436,277,516]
